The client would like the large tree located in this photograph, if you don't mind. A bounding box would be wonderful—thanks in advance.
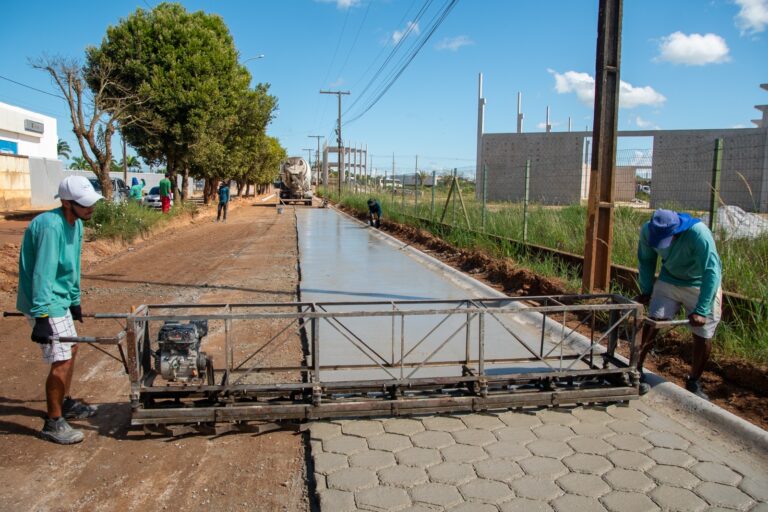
[86,2,250,200]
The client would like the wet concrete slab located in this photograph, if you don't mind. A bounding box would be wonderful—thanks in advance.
[296,208,579,381]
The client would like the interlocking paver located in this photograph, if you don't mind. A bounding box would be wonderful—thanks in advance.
[450,502,498,512]
[499,498,554,512]
[511,475,564,500]
[572,407,613,424]
[646,447,695,467]
[751,504,768,512]
[567,437,613,455]
[356,486,411,511]
[562,453,613,475]
[442,443,488,463]
[314,451,349,475]
[647,465,700,489]
[571,423,613,438]
[494,427,537,444]
[311,421,342,441]
[605,405,647,422]
[600,491,658,512]
[685,444,721,463]
[318,489,356,512]
[324,434,369,455]
[422,416,467,432]
[533,424,576,441]
[326,467,378,492]
[461,413,506,430]
[411,430,456,449]
[739,477,768,502]
[410,482,463,507]
[484,440,531,460]
[427,462,476,485]
[606,434,652,452]
[401,505,443,512]
[606,450,655,471]
[694,481,755,510]
[607,420,650,435]
[378,465,429,488]
[383,418,425,436]
[368,433,413,452]
[550,493,608,512]
[451,428,497,446]
[690,461,742,486]
[342,419,385,438]
[603,468,655,493]
[538,408,579,426]
[459,478,514,504]
[519,456,569,478]
[556,473,611,497]
[395,447,442,467]
[527,440,574,459]
[349,450,397,470]
[497,411,542,429]
[644,431,690,450]
[474,459,524,482]
[650,485,707,512]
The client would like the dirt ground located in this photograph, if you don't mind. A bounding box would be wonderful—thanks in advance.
[339,206,768,432]
[0,199,310,512]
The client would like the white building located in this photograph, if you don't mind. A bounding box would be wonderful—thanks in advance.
[0,102,58,159]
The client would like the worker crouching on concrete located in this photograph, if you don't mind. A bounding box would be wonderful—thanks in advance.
[16,176,102,444]
[635,209,722,400]
[367,198,382,228]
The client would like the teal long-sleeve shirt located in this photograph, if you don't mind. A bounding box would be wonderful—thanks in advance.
[16,208,82,318]
[637,221,721,316]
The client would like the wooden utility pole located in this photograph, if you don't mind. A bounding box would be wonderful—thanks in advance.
[308,135,323,186]
[320,90,350,196]
[582,0,622,293]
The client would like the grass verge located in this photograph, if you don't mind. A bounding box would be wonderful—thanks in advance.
[86,199,198,242]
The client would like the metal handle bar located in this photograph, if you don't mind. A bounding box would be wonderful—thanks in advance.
[643,318,690,329]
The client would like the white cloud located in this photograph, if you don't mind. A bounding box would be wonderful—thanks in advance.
[392,21,420,45]
[635,116,659,129]
[656,32,730,65]
[329,77,345,88]
[316,0,361,9]
[548,69,667,109]
[435,35,474,52]
[734,0,768,34]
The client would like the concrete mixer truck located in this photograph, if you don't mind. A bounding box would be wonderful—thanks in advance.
[277,156,313,205]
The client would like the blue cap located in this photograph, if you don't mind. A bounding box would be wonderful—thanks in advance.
[648,209,700,249]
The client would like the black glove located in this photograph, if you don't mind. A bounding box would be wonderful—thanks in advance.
[31,317,54,344]
[633,294,651,306]
[70,304,83,323]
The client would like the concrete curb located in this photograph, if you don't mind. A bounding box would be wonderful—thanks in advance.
[335,207,768,453]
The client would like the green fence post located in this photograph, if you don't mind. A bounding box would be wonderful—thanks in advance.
[523,159,531,243]
[482,163,488,231]
[452,168,457,226]
[431,171,436,221]
[709,138,723,233]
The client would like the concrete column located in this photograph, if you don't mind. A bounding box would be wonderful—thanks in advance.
[476,73,486,200]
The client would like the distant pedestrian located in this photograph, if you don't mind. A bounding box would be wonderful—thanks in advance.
[17,176,102,444]
[367,198,382,228]
[158,173,172,214]
[635,209,722,400]
[129,177,143,202]
[216,180,230,223]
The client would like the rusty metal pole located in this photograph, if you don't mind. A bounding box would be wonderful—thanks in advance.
[582,0,623,293]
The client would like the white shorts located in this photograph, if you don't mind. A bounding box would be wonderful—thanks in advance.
[649,280,722,339]
[26,311,78,363]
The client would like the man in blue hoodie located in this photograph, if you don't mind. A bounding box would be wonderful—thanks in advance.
[636,209,722,400]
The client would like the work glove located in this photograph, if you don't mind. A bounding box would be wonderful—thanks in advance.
[688,313,707,327]
[69,304,83,323]
[633,294,651,306]
[31,317,54,344]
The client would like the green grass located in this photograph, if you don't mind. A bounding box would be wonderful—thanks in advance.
[85,199,197,242]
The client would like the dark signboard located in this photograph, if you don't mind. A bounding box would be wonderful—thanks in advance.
[24,119,44,134]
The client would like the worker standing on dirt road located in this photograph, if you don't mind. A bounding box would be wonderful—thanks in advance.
[635,209,722,400]
[159,173,173,214]
[216,180,230,223]
[367,198,382,228]
[16,176,102,444]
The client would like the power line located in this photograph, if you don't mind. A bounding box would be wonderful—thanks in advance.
[0,74,65,100]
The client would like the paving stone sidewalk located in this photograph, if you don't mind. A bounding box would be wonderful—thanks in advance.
[309,401,768,512]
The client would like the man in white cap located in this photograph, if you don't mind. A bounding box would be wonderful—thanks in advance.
[17,175,103,444]
[635,209,722,400]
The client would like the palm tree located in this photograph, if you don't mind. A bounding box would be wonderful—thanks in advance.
[57,139,71,159]
[69,157,89,170]
[120,155,142,172]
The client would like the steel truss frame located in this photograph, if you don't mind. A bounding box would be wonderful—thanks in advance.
[99,294,643,431]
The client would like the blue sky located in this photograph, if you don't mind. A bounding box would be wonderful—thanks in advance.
[1,0,766,175]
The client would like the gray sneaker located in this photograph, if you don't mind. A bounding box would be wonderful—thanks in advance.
[39,417,84,445]
[62,397,98,419]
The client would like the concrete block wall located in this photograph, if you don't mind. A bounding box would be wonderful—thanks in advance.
[481,132,585,204]
[0,154,31,210]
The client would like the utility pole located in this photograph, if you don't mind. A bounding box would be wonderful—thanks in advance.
[308,135,323,186]
[320,90,350,197]
[302,148,314,171]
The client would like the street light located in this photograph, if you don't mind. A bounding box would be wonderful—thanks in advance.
[242,54,265,64]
